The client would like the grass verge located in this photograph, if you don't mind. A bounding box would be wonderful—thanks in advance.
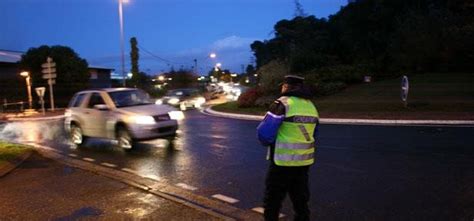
[0,141,32,166]
[212,73,474,120]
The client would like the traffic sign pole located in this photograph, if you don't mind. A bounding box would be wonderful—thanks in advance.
[401,75,409,108]
[48,57,55,111]
[42,57,57,111]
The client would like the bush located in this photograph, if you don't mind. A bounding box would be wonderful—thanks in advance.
[255,95,278,108]
[315,82,347,96]
[237,88,262,108]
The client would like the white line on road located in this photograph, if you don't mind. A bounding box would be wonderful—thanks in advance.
[251,207,285,218]
[175,183,198,191]
[82,157,95,162]
[211,194,239,204]
[121,168,138,174]
[100,162,117,168]
[68,153,78,157]
[143,174,160,181]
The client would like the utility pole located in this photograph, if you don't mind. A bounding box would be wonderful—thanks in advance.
[194,59,198,75]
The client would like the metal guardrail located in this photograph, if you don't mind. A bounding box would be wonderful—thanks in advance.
[1,101,25,113]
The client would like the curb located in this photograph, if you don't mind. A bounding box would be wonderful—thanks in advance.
[204,107,474,126]
[31,143,262,221]
[5,115,65,122]
[0,148,33,178]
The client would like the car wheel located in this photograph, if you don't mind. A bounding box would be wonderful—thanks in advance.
[117,127,134,150]
[70,124,87,147]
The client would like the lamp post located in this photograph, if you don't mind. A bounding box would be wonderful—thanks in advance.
[20,71,32,110]
[118,0,128,87]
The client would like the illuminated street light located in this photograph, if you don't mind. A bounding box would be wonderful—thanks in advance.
[209,53,217,58]
[20,71,33,110]
[158,75,165,81]
[216,63,222,67]
[118,0,129,87]
[127,72,133,78]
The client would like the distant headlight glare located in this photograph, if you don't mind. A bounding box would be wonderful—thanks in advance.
[168,98,180,105]
[155,99,163,105]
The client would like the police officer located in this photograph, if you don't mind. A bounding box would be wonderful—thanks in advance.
[257,75,319,221]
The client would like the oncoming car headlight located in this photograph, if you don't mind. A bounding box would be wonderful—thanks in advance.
[195,97,206,104]
[155,99,163,105]
[168,98,180,105]
[129,115,155,125]
[168,111,185,120]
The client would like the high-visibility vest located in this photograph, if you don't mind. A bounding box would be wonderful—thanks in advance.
[274,96,319,166]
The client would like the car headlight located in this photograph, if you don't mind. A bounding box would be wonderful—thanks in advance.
[168,98,180,105]
[130,115,155,125]
[195,97,206,105]
[155,99,163,105]
[168,111,185,120]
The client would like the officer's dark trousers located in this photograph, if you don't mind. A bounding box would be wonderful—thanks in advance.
[263,163,310,221]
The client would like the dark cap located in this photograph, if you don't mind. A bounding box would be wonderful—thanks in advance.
[282,75,304,85]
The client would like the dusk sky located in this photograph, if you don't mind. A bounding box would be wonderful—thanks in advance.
[1,0,346,75]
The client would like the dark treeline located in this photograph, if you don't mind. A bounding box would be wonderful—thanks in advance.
[251,0,473,92]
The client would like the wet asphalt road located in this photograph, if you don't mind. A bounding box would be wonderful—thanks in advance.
[1,110,473,221]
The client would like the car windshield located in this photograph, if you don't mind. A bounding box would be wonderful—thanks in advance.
[166,89,198,97]
[108,89,153,108]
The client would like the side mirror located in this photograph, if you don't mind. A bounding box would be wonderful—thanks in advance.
[94,104,109,111]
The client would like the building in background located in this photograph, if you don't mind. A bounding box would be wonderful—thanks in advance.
[0,49,113,106]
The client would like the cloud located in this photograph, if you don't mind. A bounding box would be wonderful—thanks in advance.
[211,35,257,50]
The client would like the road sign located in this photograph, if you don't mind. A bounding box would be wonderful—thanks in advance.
[41,62,56,69]
[42,68,56,74]
[35,87,46,115]
[401,75,409,107]
[42,73,57,79]
[35,87,46,97]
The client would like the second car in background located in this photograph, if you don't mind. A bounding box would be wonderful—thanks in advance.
[156,88,206,111]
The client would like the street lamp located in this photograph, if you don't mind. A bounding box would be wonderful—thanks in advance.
[118,0,129,87]
[209,53,217,58]
[20,71,33,110]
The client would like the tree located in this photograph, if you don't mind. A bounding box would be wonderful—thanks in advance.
[19,45,89,107]
[294,0,307,17]
[165,69,197,89]
[130,37,139,75]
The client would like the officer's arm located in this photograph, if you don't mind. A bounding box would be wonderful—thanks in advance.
[256,101,285,146]
[313,122,320,146]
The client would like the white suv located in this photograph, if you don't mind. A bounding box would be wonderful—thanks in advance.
[64,88,183,150]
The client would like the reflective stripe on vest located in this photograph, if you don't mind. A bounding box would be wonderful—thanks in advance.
[274,96,318,167]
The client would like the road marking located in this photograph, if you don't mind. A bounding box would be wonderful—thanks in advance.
[82,157,95,162]
[175,183,198,191]
[252,207,285,218]
[121,168,138,174]
[68,153,78,157]
[211,194,239,204]
[143,174,160,181]
[100,162,117,168]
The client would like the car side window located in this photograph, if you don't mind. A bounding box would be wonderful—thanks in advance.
[87,93,106,109]
[70,94,86,107]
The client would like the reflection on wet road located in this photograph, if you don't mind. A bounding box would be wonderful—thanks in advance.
[1,110,473,220]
